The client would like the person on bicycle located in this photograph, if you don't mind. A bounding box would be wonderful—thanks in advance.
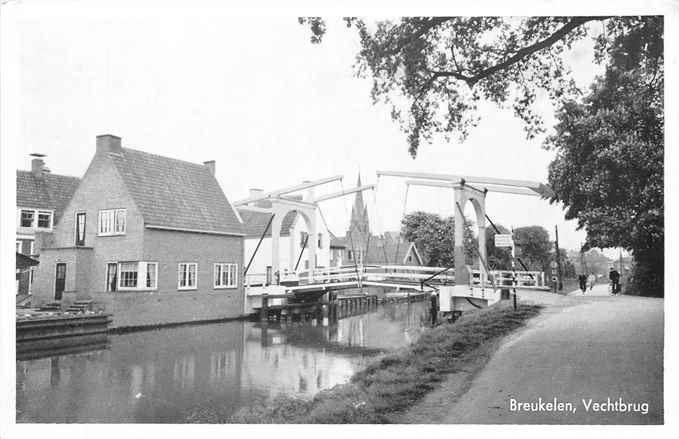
[587,273,596,291]
[609,267,621,295]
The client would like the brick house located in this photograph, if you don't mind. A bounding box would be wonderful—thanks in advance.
[32,134,246,328]
[16,157,80,296]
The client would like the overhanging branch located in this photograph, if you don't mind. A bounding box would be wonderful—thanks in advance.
[428,16,610,89]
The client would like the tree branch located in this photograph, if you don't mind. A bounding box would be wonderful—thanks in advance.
[429,16,610,88]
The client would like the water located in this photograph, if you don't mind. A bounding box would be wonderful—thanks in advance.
[16,301,430,423]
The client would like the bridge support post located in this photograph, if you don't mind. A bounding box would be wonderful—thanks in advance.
[260,294,269,322]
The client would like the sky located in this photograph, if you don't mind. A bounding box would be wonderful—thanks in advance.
[2,5,617,254]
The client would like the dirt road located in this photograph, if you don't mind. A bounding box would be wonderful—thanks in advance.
[412,289,664,424]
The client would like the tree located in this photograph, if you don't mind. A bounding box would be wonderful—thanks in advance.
[546,18,663,296]
[485,224,512,270]
[401,211,475,267]
[513,226,553,272]
[300,16,659,156]
[569,248,615,277]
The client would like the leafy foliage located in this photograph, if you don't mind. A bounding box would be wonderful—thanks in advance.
[299,16,630,156]
[400,211,475,267]
[485,223,512,270]
[513,226,553,271]
[546,17,663,296]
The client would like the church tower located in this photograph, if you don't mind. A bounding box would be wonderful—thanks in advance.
[347,173,370,240]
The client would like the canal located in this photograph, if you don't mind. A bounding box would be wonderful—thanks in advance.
[16,300,430,423]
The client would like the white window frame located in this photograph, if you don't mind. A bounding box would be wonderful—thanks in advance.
[178,263,198,290]
[98,209,127,236]
[17,208,54,230]
[214,263,238,289]
[19,209,35,228]
[116,261,158,291]
[36,210,53,229]
[29,241,35,255]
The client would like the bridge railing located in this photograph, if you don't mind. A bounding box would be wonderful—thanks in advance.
[294,265,456,286]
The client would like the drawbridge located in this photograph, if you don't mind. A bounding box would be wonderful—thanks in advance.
[240,170,553,317]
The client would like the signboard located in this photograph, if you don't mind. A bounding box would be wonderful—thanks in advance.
[494,234,514,248]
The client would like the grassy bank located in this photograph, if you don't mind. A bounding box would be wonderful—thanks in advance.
[211,302,542,424]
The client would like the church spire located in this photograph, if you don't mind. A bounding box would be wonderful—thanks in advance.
[349,173,370,236]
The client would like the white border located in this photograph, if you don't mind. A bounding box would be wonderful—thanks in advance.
[1,1,677,439]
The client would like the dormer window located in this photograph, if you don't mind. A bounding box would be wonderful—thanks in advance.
[20,210,34,227]
[99,209,127,236]
[37,211,52,229]
[19,208,53,230]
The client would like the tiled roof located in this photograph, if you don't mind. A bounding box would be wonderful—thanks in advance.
[16,171,80,222]
[108,148,244,235]
[332,232,422,265]
[365,237,419,265]
[238,209,298,238]
[330,236,347,248]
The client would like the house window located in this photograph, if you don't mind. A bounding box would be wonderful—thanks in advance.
[119,262,139,288]
[16,241,21,253]
[145,263,157,289]
[37,211,52,229]
[20,210,34,228]
[29,241,35,255]
[348,250,353,261]
[178,263,197,290]
[214,263,238,289]
[317,233,323,249]
[116,261,157,290]
[300,231,308,248]
[98,209,126,236]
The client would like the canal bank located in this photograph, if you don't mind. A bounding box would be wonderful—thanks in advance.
[228,301,543,423]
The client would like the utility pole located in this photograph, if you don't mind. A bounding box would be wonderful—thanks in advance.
[555,225,563,291]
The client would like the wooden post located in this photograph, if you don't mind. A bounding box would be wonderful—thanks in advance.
[260,294,269,322]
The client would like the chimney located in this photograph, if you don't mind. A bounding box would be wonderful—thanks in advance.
[203,160,216,176]
[31,158,45,178]
[96,134,122,154]
[248,188,268,207]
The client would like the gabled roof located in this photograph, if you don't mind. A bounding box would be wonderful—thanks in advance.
[331,231,422,265]
[330,235,347,248]
[238,209,298,238]
[365,236,422,265]
[16,171,80,222]
[107,148,244,236]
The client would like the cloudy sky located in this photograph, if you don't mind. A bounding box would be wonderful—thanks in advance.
[3,4,617,253]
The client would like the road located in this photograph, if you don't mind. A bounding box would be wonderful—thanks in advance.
[440,287,664,424]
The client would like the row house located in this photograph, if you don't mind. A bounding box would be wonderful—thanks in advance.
[32,135,246,328]
[16,157,80,297]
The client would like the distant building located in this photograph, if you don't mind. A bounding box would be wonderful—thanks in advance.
[332,175,422,266]
[16,157,80,296]
[32,135,246,328]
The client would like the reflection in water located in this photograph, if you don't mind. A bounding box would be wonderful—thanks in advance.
[17,301,429,423]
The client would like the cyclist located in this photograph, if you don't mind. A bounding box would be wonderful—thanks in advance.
[609,267,621,295]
